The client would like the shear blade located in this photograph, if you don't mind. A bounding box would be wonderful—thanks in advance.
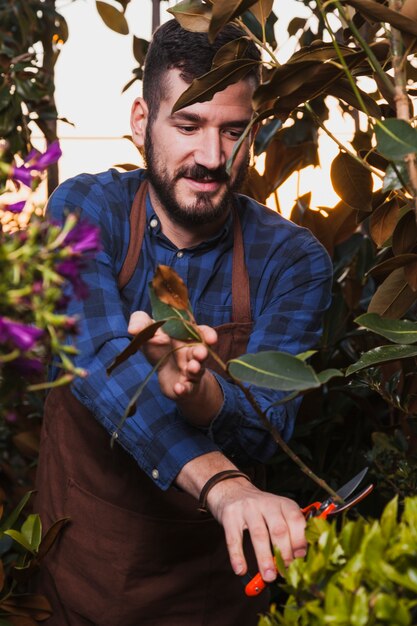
[335,467,369,501]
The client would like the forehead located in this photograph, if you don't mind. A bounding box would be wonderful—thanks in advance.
[158,69,255,122]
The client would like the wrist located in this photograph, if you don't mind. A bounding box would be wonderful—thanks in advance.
[177,370,223,426]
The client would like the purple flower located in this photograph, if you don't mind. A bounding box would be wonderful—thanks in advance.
[25,141,62,170]
[0,317,43,351]
[64,220,102,256]
[56,260,90,300]
[4,200,26,214]
[9,356,43,375]
[12,165,34,188]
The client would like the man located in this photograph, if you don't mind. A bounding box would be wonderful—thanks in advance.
[35,19,332,626]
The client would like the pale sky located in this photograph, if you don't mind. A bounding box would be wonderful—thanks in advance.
[45,0,353,213]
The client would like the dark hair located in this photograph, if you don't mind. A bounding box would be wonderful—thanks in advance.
[142,19,261,122]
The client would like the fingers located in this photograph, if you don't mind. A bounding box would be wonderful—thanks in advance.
[128,311,153,334]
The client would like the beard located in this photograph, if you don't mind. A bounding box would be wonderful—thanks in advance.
[144,127,249,228]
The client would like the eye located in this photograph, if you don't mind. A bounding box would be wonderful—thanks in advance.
[177,125,198,134]
[223,129,243,140]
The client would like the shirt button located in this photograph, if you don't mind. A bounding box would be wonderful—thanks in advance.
[152,468,159,480]
[150,218,158,228]
[176,250,184,258]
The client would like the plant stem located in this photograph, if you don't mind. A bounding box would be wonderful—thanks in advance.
[236,17,280,67]
[388,0,417,222]
[207,347,343,502]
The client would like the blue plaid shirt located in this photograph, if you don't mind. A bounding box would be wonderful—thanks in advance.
[48,168,332,490]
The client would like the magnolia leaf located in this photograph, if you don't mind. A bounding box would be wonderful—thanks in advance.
[208,0,260,41]
[132,37,149,64]
[254,118,282,155]
[4,529,34,553]
[212,37,250,67]
[37,518,70,561]
[150,287,199,341]
[287,16,306,37]
[327,80,382,119]
[375,119,417,160]
[383,162,409,191]
[226,108,273,174]
[346,344,417,375]
[317,368,344,384]
[21,514,42,551]
[0,491,33,533]
[368,253,417,278]
[330,152,373,212]
[228,351,321,391]
[392,210,417,255]
[153,265,190,311]
[346,0,417,38]
[106,321,166,375]
[297,350,317,361]
[96,1,129,35]
[368,268,417,318]
[369,197,400,248]
[404,259,417,291]
[249,0,274,25]
[172,59,259,112]
[168,0,212,32]
[355,313,417,344]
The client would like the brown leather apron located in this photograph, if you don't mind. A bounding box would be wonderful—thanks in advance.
[35,181,269,625]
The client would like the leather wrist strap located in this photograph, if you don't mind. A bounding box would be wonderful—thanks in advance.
[198,470,251,513]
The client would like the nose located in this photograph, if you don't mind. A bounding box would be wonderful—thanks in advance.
[194,130,225,171]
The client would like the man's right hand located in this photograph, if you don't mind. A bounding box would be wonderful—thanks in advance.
[207,476,307,581]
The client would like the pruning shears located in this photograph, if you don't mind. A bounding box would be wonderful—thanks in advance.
[244,468,374,597]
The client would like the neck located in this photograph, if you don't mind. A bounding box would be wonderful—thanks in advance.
[148,185,229,249]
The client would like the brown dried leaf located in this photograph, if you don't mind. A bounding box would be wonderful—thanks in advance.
[153,265,190,311]
[249,0,274,24]
[167,0,212,32]
[106,320,166,375]
[172,59,259,112]
[368,267,417,318]
[209,0,259,41]
[370,197,400,247]
[330,152,373,212]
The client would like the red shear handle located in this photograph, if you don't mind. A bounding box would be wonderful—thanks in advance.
[244,502,336,597]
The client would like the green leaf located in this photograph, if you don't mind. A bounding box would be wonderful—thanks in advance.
[21,514,42,551]
[367,268,417,319]
[375,119,417,160]
[149,286,199,341]
[317,368,344,384]
[380,496,398,540]
[355,312,417,344]
[4,529,34,553]
[0,491,33,532]
[346,344,417,376]
[168,0,212,32]
[228,351,321,391]
[96,1,129,35]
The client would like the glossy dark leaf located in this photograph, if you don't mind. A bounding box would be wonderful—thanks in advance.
[172,59,259,112]
[212,37,250,67]
[392,210,417,255]
[228,351,320,391]
[368,268,417,318]
[152,265,190,311]
[368,253,417,278]
[327,80,382,118]
[376,119,417,160]
[96,1,129,35]
[106,321,166,375]
[287,17,306,37]
[355,312,417,344]
[331,152,373,211]
[37,518,70,560]
[168,0,212,32]
[369,198,400,248]
[254,118,282,155]
[209,0,260,41]
[346,344,417,376]
[404,259,417,291]
[150,287,199,341]
[346,0,417,38]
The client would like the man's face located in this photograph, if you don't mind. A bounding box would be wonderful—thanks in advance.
[144,70,254,228]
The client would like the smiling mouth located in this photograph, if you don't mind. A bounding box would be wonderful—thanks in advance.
[182,177,223,192]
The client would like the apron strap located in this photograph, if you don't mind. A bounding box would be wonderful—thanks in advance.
[117,179,252,323]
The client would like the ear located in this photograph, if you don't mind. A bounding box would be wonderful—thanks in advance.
[130,97,149,149]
